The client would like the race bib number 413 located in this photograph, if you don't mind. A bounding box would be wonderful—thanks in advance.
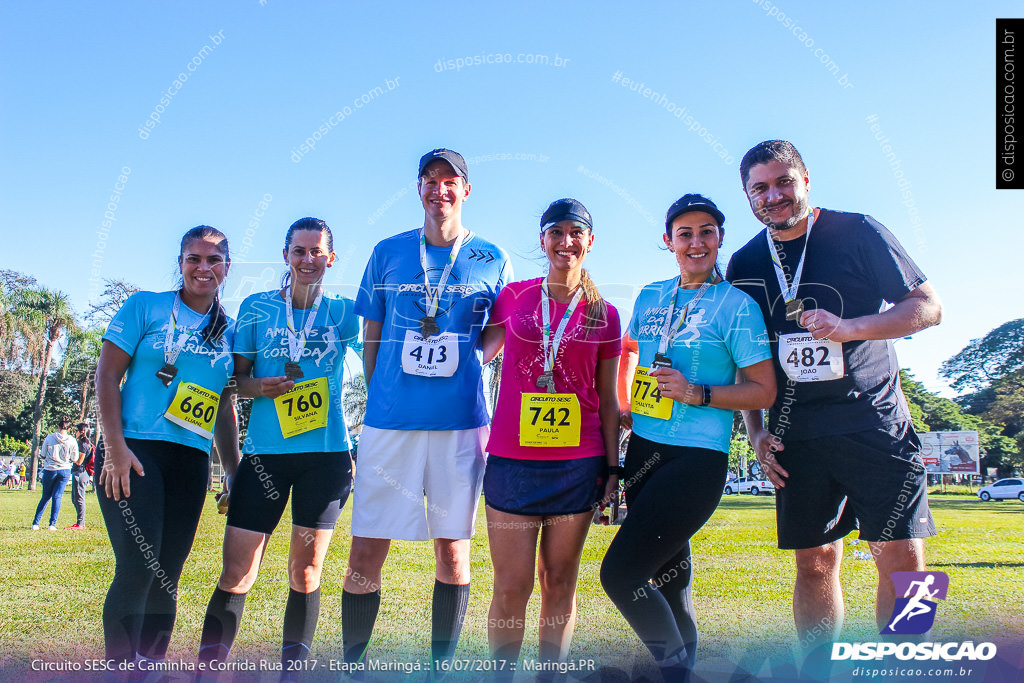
[164,382,220,439]
[274,377,329,438]
[401,330,459,377]
[519,393,581,447]
[778,333,844,382]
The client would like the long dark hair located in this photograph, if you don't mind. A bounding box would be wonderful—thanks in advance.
[179,225,230,344]
[281,217,334,288]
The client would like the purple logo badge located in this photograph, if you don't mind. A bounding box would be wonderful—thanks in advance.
[881,571,949,635]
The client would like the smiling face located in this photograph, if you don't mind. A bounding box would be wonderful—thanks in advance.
[179,236,229,301]
[541,220,594,273]
[663,211,722,283]
[418,160,470,222]
[283,228,335,287]
[743,159,810,232]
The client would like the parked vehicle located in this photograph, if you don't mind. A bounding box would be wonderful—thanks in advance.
[977,478,1024,502]
[723,477,775,496]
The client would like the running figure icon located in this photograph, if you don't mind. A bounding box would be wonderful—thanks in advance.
[888,575,938,630]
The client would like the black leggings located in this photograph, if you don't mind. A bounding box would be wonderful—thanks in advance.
[600,433,727,665]
[95,438,209,663]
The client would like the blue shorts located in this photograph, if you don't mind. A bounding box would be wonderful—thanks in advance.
[483,454,606,517]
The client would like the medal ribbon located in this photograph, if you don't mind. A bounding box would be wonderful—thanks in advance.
[284,286,324,363]
[163,294,210,366]
[765,209,815,303]
[418,227,466,319]
[540,278,585,374]
[656,277,714,356]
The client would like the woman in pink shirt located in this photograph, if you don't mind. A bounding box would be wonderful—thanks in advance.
[481,198,621,672]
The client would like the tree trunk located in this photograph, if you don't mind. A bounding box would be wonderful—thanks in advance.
[27,332,56,492]
[78,370,93,422]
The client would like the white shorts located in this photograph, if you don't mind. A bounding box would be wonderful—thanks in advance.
[352,426,488,541]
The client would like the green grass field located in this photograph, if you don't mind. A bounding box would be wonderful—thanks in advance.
[1,487,1022,680]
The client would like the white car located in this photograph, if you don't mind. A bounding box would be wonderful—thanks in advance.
[723,477,775,496]
[977,478,1024,502]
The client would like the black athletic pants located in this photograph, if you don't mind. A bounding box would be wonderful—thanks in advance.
[95,438,209,663]
[600,433,727,666]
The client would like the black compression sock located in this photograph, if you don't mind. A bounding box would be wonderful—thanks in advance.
[198,588,247,664]
[282,588,320,667]
[342,589,381,664]
[430,580,471,663]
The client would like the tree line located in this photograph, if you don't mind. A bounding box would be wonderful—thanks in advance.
[1,268,1020,489]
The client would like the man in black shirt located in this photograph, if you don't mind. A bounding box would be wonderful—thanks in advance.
[726,140,943,651]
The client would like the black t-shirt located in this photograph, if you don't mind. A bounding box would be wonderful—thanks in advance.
[725,209,926,440]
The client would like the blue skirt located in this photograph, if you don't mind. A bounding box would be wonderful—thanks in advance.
[483,454,606,516]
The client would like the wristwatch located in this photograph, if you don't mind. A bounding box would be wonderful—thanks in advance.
[701,384,712,407]
[607,465,625,476]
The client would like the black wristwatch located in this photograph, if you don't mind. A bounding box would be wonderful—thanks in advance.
[700,384,712,407]
[607,465,625,477]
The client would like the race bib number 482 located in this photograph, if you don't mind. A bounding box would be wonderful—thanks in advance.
[778,333,844,382]
[401,330,459,377]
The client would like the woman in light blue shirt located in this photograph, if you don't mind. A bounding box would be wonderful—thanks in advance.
[95,225,239,668]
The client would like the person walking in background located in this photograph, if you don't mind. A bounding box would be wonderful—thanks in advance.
[31,416,79,530]
[480,198,621,674]
[67,422,94,529]
[95,225,239,672]
[601,194,776,681]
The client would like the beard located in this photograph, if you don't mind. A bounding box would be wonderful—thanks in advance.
[757,195,810,231]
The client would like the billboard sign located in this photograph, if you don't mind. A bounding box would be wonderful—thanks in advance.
[920,431,980,475]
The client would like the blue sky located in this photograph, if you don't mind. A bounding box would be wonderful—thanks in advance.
[1,1,1019,395]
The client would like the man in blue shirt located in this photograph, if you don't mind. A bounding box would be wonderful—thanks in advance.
[343,149,512,667]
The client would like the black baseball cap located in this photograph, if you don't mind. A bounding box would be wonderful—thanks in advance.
[418,148,469,181]
[665,193,725,231]
[540,198,593,231]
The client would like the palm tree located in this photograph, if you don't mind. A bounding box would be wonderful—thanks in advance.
[21,288,78,491]
[60,327,104,423]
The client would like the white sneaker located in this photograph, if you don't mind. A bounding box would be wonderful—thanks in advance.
[31,524,39,530]
[48,525,57,531]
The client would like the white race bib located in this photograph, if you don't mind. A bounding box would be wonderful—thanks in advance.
[778,333,844,382]
[401,330,459,377]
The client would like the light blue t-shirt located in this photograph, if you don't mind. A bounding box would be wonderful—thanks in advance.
[356,229,512,430]
[234,290,359,454]
[628,278,772,452]
[104,291,235,453]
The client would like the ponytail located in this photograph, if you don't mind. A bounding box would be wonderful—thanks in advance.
[202,295,229,344]
[579,268,607,335]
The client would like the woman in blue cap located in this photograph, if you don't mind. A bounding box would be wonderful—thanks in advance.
[600,194,776,680]
[482,198,621,673]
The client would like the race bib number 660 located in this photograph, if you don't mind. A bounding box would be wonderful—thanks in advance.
[164,382,220,439]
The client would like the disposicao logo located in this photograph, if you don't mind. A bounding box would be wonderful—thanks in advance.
[832,570,997,663]
[882,570,948,635]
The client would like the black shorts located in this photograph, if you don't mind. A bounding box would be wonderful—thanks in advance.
[227,451,352,534]
[483,454,606,516]
[775,421,935,550]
